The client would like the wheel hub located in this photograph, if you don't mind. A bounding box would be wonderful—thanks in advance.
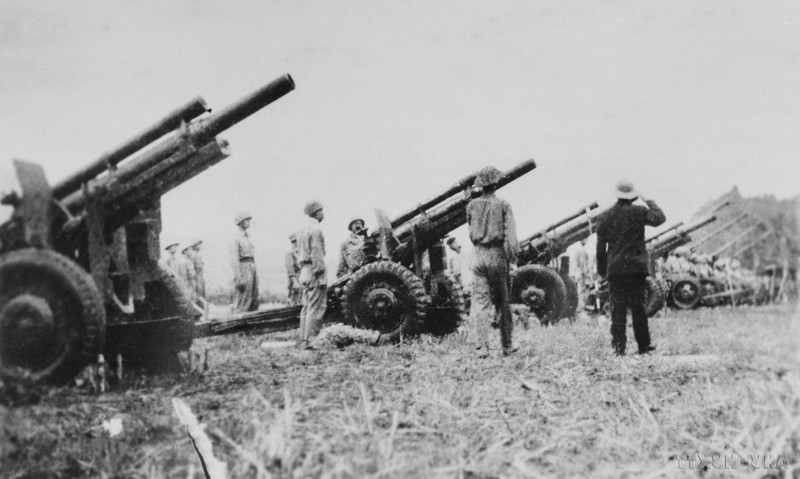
[360,282,403,332]
[0,294,56,367]
[521,285,545,309]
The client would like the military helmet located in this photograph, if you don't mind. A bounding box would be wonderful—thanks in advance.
[183,238,202,252]
[164,241,180,251]
[347,217,365,231]
[289,232,298,243]
[235,211,252,225]
[474,166,502,188]
[304,200,323,217]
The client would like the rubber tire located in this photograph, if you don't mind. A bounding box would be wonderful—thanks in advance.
[670,277,702,310]
[644,277,666,318]
[0,248,105,384]
[559,274,579,320]
[512,264,567,326]
[342,261,428,342]
[425,273,466,336]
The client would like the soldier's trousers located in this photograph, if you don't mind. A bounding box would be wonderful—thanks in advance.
[233,261,259,313]
[608,274,651,355]
[470,245,513,350]
[299,268,327,341]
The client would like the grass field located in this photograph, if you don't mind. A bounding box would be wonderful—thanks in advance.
[1,304,798,478]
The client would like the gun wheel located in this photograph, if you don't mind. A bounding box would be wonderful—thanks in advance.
[342,261,428,341]
[0,249,105,384]
[425,273,466,336]
[644,276,666,317]
[104,264,197,370]
[670,277,702,310]
[559,274,579,320]
[512,264,567,326]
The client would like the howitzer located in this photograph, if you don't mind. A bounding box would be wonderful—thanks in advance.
[648,214,718,259]
[0,74,295,384]
[691,211,748,250]
[710,223,764,258]
[511,202,603,324]
[327,159,537,341]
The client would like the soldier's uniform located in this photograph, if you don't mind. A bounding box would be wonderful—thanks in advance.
[181,239,205,302]
[230,213,259,313]
[164,242,181,275]
[179,246,198,302]
[446,237,463,286]
[285,234,301,305]
[467,167,518,356]
[570,241,592,311]
[297,200,327,343]
[191,242,206,300]
[337,219,365,277]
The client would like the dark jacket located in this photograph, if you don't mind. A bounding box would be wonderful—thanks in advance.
[596,199,666,278]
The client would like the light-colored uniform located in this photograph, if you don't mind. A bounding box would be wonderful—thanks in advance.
[570,243,591,310]
[285,249,301,305]
[467,193,518,351]
[337,233,365,277]
[191,253,206,300]
[447,251,462,286]
[178,252,198,302]
[296,217,327,340]
[229,228,259,313]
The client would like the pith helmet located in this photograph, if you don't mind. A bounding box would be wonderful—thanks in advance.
[474,166,502,188]
[235,211,252,225]
[614,178,638,200]
[304,200,323,216]
[347,217,365,231]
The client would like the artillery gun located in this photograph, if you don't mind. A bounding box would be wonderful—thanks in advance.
[512,202,603,324]
[0,74,295,384]
[327,160,537,341]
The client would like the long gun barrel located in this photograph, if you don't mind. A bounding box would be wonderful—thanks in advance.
[52,97,210,199]
[732,230,773,257]
[390,170,481,228]
[649,215,717,258]
[390,159,537,256]
[711,224,762,257]
[62,74,295,213]
[692,211,748,248]
[646,222,684,245]
[518,203,607,265]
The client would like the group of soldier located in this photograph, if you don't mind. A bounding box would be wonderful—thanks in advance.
[164,239,206,304]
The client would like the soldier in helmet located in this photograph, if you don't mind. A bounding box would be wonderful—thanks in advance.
[337,217,366,277]
[229,212,259,313]
[296,200,327,347]
[285,233,301,305]
[164,241,181,275]
[179,242,199,302]
[596,179,665,356]
[183,239,205,303]
[467,166,519,357]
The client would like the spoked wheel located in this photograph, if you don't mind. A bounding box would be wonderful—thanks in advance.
[511,264,567,326]
[0,249,105,384]
[670,277,702,310]
[343,261,428,341]
[644,277,666,317]
[425,273,466,336]
[104,265,197,371]
[559,274,579,320]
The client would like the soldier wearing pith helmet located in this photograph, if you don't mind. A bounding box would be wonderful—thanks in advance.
[296,200,327,347]
[337,216,366,277]
[467,166,519,357]
[229,212,259,313]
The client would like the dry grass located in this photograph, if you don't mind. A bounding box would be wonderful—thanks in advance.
[1,304,799,478]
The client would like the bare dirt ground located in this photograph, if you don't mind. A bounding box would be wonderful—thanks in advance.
[2,304,798,478]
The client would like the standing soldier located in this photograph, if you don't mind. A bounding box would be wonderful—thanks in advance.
[467,166,519,357]
[164,241,181,275]
[179,243,198,302]
[570,239,592,312]
[229,212,259,313]
[337,217,366,277]
[297,200,327,347]
[285,234,301,305]
[183,239,206,302]
[596,179,666,356]
[445,236,463,287]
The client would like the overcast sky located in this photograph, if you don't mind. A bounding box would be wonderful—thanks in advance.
[1,0,798,294]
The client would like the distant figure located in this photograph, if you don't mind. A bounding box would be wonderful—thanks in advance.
[297,200,327,347]
[179,243,198,302]
[467,166,519,357]
[596,179,666,356]
[229,212,259,313]
[164,241,181,275]
[183,239,205,302]
[285,233,301,305]
[445,236,463,286]
[570,239,592,311]
[337,217,366,277]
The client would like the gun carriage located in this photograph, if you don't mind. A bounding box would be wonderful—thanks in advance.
[0,75,295,384]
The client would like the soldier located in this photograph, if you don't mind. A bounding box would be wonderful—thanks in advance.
[297,200,327,347]
[570,239,592,311]
[285,233,301,305]
[164,241,181,275]
[179,243,198,302]
[229,212,259,313]
[183,239,205,302]
[596,179,665,356]
[445,237,463,286]
[337,217,366,277]
[467,166,519,357]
